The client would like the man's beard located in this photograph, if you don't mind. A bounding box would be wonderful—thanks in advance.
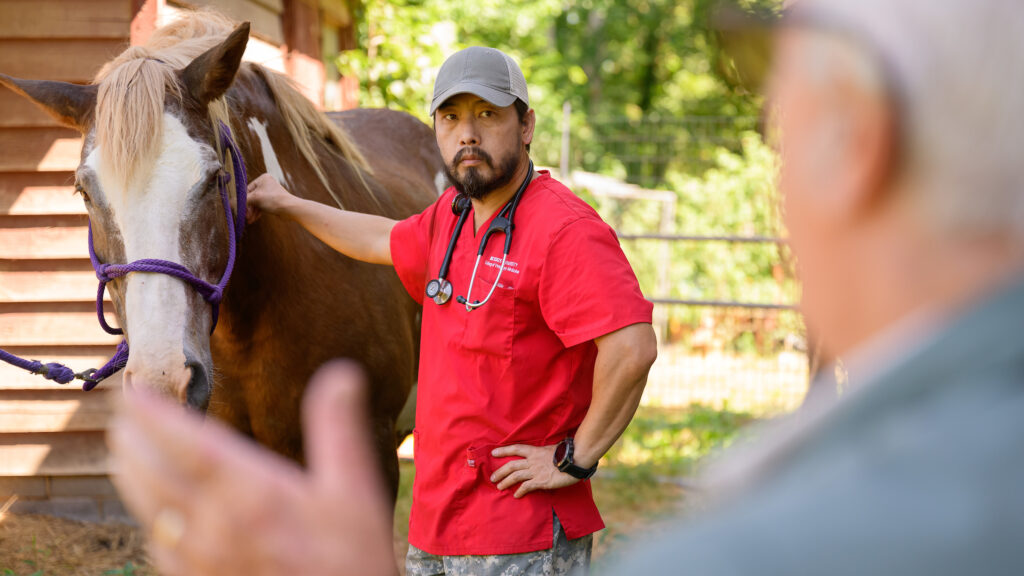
[444,146,522,200]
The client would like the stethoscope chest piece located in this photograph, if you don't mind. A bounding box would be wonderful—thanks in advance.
[425,278,453,305]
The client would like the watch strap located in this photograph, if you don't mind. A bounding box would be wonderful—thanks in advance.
[554,437,598,480]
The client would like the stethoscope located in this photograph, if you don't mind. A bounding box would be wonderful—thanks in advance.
[425,161,534,311]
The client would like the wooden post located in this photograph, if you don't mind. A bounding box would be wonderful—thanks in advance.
[282,0,325,107]
[654,194,676,343]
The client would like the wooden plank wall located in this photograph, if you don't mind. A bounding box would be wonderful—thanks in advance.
[0,0,131,522]
[1,0,346,522]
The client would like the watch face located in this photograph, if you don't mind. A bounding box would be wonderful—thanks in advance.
[553,440,569,465]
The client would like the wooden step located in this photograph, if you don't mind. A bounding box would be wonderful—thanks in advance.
[0,474,120,500]
[0,389,116,433]
[0,431,110,476]
[0,172,80,214]
[0,346,122,391]
[0,0,130,40]
[0,476,48,498]
[0,127,84,172]
[0,39,127,83]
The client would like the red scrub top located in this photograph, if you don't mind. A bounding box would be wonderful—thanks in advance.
[390,170,653,555]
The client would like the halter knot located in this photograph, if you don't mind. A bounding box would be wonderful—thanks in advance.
[32,361,76,384]
[207,286,224,303]
[96,264,116,283]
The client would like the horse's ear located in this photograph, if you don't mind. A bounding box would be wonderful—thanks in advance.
[0,74,97,133]
[180,22,250,106]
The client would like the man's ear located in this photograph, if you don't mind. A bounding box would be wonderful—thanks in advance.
[814,80,897,221]
[839,90,897,217]
[0,74,97,133]
[521,108,536,147]
[179,22,250,106]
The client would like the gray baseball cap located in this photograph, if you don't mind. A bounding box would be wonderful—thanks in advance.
[429,46,529,116]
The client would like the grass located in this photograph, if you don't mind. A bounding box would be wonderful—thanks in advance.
[603,405,756,478]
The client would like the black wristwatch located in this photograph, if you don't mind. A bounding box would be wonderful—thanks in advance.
[553,437,598,480]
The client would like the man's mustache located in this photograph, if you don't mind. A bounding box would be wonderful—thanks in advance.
[452,147,494,167]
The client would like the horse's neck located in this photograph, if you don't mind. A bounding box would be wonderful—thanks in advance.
[213,84,343,331]
[226,68,376,211]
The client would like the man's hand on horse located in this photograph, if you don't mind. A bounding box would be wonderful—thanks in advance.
[107,361,396,576]
[246,173,295,223]
[490,444,579,498]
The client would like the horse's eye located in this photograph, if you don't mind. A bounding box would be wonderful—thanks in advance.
[74,183,91,203]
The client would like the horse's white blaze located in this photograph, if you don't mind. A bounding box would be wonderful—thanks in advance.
[87,113,209,392]
[247,117,290,190]
[434,170,447,196]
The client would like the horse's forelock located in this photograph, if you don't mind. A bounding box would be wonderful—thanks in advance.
[94,59,179,189]
[91,10,236,190]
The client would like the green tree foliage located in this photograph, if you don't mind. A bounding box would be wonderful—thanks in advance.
[337,0,796,348]
[338,0,778,169]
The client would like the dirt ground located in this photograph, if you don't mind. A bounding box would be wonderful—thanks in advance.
[0,471,685,576]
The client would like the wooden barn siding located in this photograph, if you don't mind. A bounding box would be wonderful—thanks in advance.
[0,0,132,519]
[0,0,348,520]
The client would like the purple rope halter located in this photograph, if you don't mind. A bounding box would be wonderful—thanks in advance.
[0,121,247,391]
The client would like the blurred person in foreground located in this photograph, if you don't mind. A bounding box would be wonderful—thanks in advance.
[108,0,1024,573]
[612,0,1024,572]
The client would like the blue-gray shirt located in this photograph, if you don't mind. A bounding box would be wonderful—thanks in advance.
[609,274,1024,575]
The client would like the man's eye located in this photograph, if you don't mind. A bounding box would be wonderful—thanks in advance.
[480,110,493,118]
[443,113,457,121]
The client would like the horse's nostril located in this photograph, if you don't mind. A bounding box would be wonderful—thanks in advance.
[182,361,211,412]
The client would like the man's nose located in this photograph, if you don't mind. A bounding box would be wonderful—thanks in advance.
[458,120,479,146]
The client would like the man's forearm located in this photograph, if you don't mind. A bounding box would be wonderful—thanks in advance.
[573,323,658,468]
[281,197,397,265]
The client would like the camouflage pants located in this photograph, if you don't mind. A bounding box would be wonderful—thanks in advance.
[406,514,592,576]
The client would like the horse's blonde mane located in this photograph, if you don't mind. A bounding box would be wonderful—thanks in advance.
[93,9,370,204]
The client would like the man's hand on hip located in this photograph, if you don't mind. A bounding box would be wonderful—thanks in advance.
[490,444,579,498]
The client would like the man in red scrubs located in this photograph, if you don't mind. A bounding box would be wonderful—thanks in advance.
[248,46,658,575]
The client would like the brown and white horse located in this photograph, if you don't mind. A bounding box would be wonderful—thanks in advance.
[0,12,442,501]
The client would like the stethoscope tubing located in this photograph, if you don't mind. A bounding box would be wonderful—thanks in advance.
[461,250,509,310]
[439,198,472,280]
[427,161,534,311]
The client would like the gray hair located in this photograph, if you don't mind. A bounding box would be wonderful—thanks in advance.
[793,0,1024,239]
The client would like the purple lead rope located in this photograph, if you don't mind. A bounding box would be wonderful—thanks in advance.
[1,121,247,391]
